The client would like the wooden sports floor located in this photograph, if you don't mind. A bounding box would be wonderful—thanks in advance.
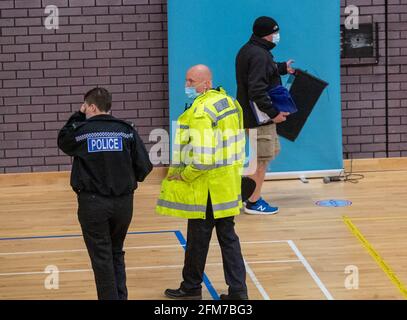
[0,158,406,300]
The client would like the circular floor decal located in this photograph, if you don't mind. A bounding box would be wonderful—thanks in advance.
[316,200,352,207]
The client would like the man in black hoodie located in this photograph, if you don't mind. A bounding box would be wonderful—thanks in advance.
[236,16,295,215]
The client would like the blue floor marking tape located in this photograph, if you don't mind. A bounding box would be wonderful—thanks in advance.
[0,230,177,241]
[174,230,220,300]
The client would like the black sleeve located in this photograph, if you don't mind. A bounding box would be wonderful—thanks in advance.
[57,111,86,156]
[248,53,279,119]
[277,62,288,76]
[131,128,153,182]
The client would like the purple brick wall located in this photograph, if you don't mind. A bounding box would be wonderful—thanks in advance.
[0,0,168,173]
[341,0,407,159]
[1,1,407,173]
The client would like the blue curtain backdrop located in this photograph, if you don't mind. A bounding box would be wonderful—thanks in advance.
[167,0,342,173]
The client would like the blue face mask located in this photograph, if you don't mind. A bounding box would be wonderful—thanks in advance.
[185,86,200,100]
[272,33,280,45]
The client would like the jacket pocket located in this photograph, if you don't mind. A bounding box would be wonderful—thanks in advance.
[160,178,196,205]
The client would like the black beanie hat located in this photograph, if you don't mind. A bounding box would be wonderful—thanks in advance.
[253,16,279,37]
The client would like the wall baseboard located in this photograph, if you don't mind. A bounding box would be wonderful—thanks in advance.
[0,167,168,188]
[2,158,407,187]
[344,157,407,172]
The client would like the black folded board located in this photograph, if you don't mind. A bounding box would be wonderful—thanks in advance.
[277,69,329,141]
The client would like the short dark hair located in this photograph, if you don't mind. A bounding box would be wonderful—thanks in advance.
[84,87,112,112]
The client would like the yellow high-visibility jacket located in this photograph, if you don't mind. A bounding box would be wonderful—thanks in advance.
[156,87,246,219]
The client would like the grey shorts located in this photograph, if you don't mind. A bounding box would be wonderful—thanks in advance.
[248,123,281,162]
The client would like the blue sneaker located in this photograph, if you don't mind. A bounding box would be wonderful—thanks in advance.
[244,198,279,215]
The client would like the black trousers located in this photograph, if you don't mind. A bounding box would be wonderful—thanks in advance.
[77,192,133,300]
[180,195,247,296]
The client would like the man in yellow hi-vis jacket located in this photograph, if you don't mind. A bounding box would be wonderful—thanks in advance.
[156,64,248,300]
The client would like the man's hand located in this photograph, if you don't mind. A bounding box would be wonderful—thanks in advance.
[272,112,290,124]
[80,103,87,114]
[287,59,295,74]
[167,173,184,181]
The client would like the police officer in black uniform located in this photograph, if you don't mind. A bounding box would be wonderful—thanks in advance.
[58,87,153,300]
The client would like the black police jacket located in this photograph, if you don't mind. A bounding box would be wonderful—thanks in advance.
[235,34,288,128]
[58,112,153,196]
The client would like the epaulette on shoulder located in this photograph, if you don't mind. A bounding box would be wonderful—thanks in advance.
[117,119,136,129]
[193,103,206,118]
[72,122,86,130]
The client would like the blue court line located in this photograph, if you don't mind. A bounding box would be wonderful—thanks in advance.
[0,230,177,241]
[175,230,220,300]
[0,234,82,241]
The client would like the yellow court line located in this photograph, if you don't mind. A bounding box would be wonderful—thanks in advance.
[347,216,407,222]
[343,216,407,299]
[270,216,407,225]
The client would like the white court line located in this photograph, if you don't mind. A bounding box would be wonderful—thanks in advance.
[287,240,334,300]
[0,259,300,277]
[0,240,289,256]
[246,260,300,264]
[0,245,183,256]
[244,259,270,300]
[0,238,333,300]
[0,249,86,256]
[241,240,291,244]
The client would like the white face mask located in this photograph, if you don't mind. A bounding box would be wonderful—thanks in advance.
[272,33,280,45]
[184,81,206,100]
[185,86,200,99]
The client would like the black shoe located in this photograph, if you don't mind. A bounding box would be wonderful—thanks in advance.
[220,293,249,300]
[164,288,202,300]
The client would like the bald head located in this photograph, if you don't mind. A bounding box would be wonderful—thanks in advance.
[185,64,213,94]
